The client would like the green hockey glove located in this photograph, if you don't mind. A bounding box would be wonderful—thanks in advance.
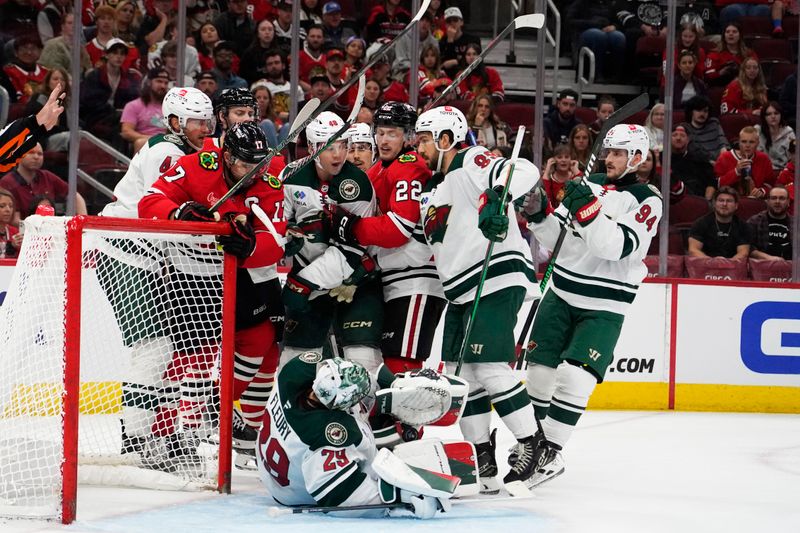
[561,181,600,226]
[477,186,509,242]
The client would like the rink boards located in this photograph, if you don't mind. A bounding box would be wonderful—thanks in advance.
[2,260,799,415]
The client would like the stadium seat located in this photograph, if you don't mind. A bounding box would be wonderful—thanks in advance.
[494,102,534,131]
[635,36,666,84]
[766,62,796,89]
[684,256,749,280]
[669,194,710,226]
[574,107,597,125]
[707,86,724,117]
[736,197,767,221]
[644,254,685,278]
[720,113,756,142]
[448,99,471,115]
[750,38,793,62]
[749,258,793,282]
[628,110,649,126]
[672,110,685,125]
[647,227,685,255]
[784,16,799,36]
[739,16,773,37]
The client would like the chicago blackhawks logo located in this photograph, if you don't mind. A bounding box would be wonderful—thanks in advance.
[397,154,417,163]
[338,178,360,201]
[264,175,281,189]
[423,204,451,244]
[325,422,348,445]
[198,151,219,171]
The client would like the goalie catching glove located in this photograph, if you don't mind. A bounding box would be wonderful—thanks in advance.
[373,367,468,427]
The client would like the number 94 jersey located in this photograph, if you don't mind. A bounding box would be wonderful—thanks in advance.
[256,353,382,508]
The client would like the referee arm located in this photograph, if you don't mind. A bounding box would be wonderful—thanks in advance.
[0,84,65,173]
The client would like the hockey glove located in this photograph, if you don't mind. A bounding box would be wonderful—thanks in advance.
[217,217,256,258]
[387,489,450,519]
[173,201,220,222]
[477,186,510,242]
[517,186,548,224]
[282,274,318,312]
[561,181,601,226]
[329,254,378,303]
[283,234,304,257]
[329,205,361,245]
[286,213,330,244]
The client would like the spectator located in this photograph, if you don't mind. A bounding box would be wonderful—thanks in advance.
[120,67,169,153]
[779,73,796,124]
[636,149,658,185]
[300,0,323,29]
[40,12,92,73]
[566,0,625,83]
[541,144,581,208]
[717,0,771,28]
[715,126,774,197]
[438,6,479,78]
[362,78,382,110]
[211,41,247,96]
[466,95,510,148]
[159,41,196,86]
[87,5,140,73]
[135,0,176,52]
[115,0,140,44]
[324,48,347,91]
[274,0,301,56]
[366,0,411,43]
[213,0,255,56]
[688,186,751,259]
[24,67,70,152]
[543,88,581,151]
[771,0,800,37]
[721,57,767,115]
[394,11,436,80]
[664,49,709,105]
[747,184,793,260]
[0,143,86,224]
[252,83,286,146]
[671,123,717,199]
[645,103,666,155]
[3,34,48,105]
[414,42,445,101]
[343,36,365,79]
[257,50,303,123]
[321,1,355,49]
[355,106,374,125]
[427,0,446,40]
[677,1,718,35]
[79,38,142,136]
[195,70,218,99]
[307,68,332,102]
[0,0,38,45]
[615,0,667,75]
[662,23,706,87]
[589,94,616,138]
[704,22,756,87]
[776,139,796,210]
[683,95,729,160]
[455,42,504,103]
[37,0,68,43]
[756,101,795,171]
[568,123,593,171]
[368,55,408,103]
[196,22,225,72]
[0,188,22,258]
[299,24,326,93]
[239,19,276,84]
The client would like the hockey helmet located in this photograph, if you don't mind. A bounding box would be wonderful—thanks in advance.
[306,111,346,149]
[224,121,269,164]
[415,105,468,146]
[374,101,417,134]
[344,122,375,147]
[162,87,215,134]
[214,87,258,120]
[312,357,371,411]
[602,124,650,175]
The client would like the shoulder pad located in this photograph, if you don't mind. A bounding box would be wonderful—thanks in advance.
[587,173,606,186]
[197,150,220,171]
[626,182,663,202]
[262,174,282,189]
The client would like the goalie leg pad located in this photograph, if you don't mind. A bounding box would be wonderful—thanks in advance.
[121,337,175,439]
[393,439,480,498]
[373,448,460,499]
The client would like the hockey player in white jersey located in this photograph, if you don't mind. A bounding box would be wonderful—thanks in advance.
[415,106,542,492]
[520,124,660,487]
[345,122,376,172]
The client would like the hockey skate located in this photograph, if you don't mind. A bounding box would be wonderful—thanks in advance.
[526,441,565,488]
[475,429,500,495]
[120,421,146,456]
[503,434,540,485]
[232,408,257,455]
[507,431,543,466]
[139,432,203,475]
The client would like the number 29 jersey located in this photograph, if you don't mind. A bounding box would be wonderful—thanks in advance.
[256,354,382,508]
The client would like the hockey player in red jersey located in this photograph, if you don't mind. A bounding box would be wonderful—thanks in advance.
[138,122,287,469]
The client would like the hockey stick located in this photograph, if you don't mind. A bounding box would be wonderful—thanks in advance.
[251,203,287,248]
[513,299,538,370]
[426,13,545,110]
[538,92,650,292]
[210,0,431,212]
[278,74,367,183]
[455,126,526,377]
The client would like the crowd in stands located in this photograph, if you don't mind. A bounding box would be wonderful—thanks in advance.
[0,0,796,280]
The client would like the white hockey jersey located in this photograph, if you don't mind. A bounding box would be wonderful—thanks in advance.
[421,146,541,305]
[529,174,662,315]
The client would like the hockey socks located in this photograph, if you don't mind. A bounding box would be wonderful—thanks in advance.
[525,363,557,420]
[540,363,597,449]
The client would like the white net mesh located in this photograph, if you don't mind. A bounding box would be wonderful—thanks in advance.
[0,216,230,521]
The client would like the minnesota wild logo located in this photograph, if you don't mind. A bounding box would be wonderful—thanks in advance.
[423,204,451,244]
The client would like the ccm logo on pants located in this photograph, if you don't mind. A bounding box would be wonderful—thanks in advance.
[740,301,800,374]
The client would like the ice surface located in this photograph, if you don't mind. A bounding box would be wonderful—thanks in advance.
[3,410,799,533]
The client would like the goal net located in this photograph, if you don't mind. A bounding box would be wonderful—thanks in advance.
[0,216,236,523]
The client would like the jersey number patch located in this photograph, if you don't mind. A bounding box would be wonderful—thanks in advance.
[634,204,657,232]
[321,449,349,472]
[257,412,290,486]
[159,156,173,173]
[395,180,422,202]
[162,165,186,183]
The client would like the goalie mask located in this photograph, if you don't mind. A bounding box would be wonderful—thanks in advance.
[602,124,650,177]
[312,357,371,411]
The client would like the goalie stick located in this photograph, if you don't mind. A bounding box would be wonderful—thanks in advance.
[538,92,650,292]
[427,13,545,110]
[210,0,432,211]
[455,125,526,377]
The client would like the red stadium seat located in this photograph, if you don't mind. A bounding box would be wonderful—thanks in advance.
[628,110,649,126]
[720,113,757,142]
[574,107,597,125]
[447,99,472,115]
[672,110,685,125]
[647,227,686,255]
[669,194,710,226]
[749,259,793,282]
[707,86,724,118]
[739,16,773,37]
[635,36,666,84]
[644,255,685,278]
[684,256,749,280]
[767,62,796,90]
[749,39,793,62]
[783,16,799,36]
[494,102,534,131]
[736,197,767,221]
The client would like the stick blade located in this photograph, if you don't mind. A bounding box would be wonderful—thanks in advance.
[514,13,545,30]
[347,75,367,123]
[411,0,432,23]
[290,97,320,132]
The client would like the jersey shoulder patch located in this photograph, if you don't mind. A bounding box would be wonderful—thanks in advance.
[262,173,282,189]
[198,150,220,171]
[397,153,417,163]
[626,182,663,202]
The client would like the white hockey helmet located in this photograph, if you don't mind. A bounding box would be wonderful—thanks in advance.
[306,111,346,150]
[312,357,371,411]
[415,105,468,147]
[162,87,215,134]
[602,124,650,175]
[345,122,375,147]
